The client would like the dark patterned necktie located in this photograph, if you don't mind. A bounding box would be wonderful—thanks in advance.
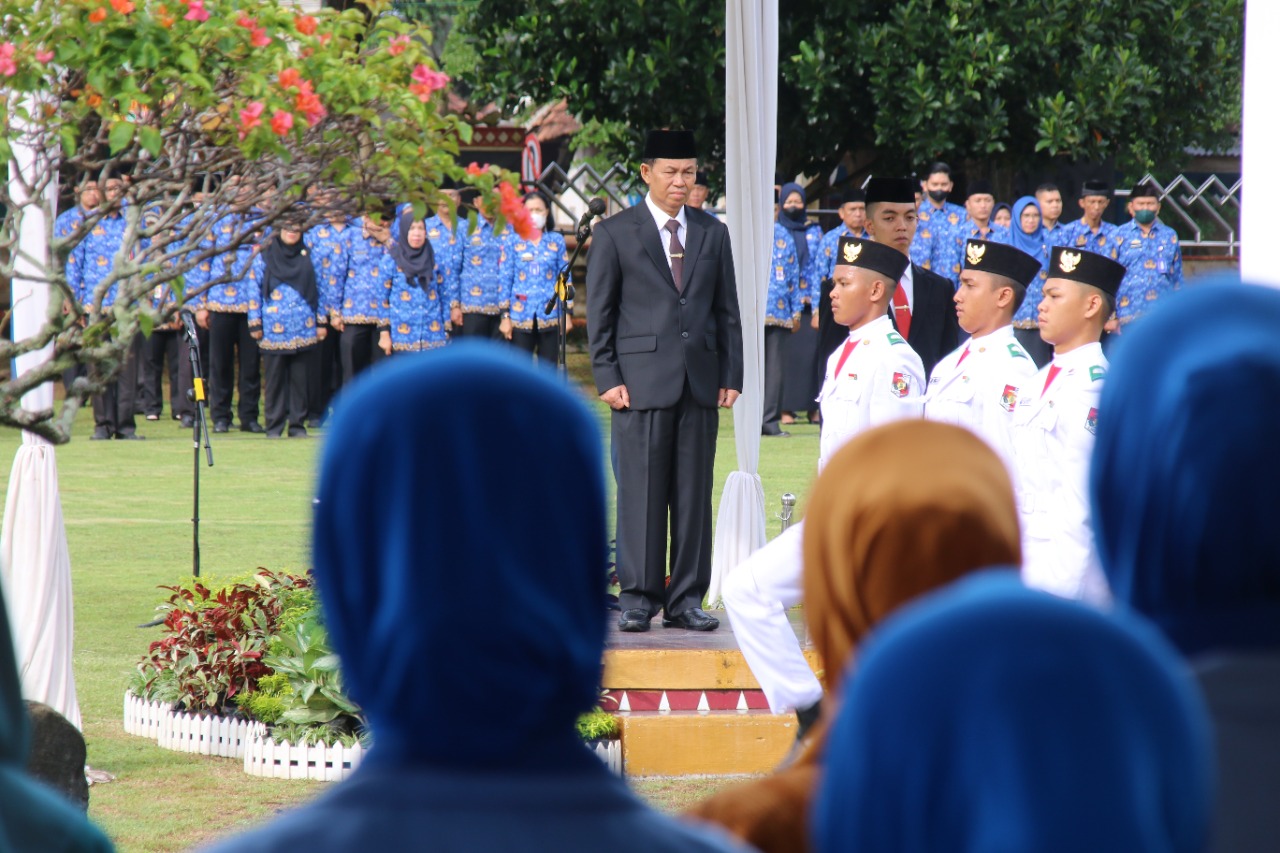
[665,218,684,291]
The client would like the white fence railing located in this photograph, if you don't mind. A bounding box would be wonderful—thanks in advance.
[243,735,364,781]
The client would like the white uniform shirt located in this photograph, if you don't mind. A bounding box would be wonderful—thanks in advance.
[1010,341,1110,605]
[924,324,1038,472]
[815,313,925,472]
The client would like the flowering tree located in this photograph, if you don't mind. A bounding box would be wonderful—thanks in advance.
[0,0,528,443]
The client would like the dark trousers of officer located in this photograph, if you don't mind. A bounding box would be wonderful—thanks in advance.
[1014,327,1054,369]
[611,380,718,618]
[511,325,558,365]
[92,333,143,436]
[263,347,316,437]
[208,311,261,427]
[762,325,787,432]
[310,327,340,422]
[457,312,501,340]
[140,327,181,417]
[339,324,382,385]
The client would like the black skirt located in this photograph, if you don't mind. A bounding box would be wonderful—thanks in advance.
[783,304,821,413]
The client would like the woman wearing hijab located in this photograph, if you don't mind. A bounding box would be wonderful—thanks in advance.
[380,211,447,353]
[498,192,570,363]
[1007,195,1053,366]
[687,420,1022,853]
[203,344,746,853]
[248,220,330,438]
[813,575,1214,853]
[992,201,1013,230]
[1091,281,1280,853]
[777,182,824,426]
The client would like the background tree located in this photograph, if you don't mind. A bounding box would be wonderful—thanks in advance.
[457,0,1242,182]
[0,0,528,443]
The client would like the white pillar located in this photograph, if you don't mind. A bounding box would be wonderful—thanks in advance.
[1241,0,1278,286]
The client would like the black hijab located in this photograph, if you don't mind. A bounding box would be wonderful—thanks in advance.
[778,181,813,270]
[262,231,319,311]
[389,209,436,290]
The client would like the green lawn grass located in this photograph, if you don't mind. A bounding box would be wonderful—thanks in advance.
[0,349,817,851]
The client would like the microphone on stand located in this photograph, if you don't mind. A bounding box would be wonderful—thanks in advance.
[547,198,607,315]
[576,196,608,232]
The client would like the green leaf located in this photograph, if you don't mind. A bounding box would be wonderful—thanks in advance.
[138,126,163,157]
[108,121,136,154]
[59,126,78,157]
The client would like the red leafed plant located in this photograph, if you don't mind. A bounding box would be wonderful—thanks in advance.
[133,569,311,715]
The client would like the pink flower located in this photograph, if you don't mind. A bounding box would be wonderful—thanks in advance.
[409,64,449,101]
[250,27,271,48]
[270,110,294,136]
[278,68,301,90]
[36,49,54,64]
[0,43,15,78]
[388,35,409,56]
[184,0,209,23]
[294,15,318,36]
[235,13,255,29]
[238,101,264,139]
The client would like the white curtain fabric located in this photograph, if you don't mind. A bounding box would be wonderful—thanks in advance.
[708,0,778,606]
[1242,0,1278,287]
[2,105,81,728]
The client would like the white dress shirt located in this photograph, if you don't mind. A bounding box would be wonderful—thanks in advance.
[644,193,687,272]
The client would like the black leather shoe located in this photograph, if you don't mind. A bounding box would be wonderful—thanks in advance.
[288,427,309,438]
[617,609,652,633]
[90,428,113,441]
[115,432,145,440]
[662,608,720,631]
[240,421,265,434]
[213,421,230,434]
[179,415,195,428]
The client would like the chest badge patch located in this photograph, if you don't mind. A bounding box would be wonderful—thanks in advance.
[891,372,911,398]
[1001,385,1019,412]
[1085,407,1099,435]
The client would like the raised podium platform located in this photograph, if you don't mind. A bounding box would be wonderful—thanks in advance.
[602,610,822,776]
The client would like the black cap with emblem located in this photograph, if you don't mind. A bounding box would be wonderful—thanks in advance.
[963,239,1044,288]
[643,130,698,160]
[835,235,910,282]
[1048,245,1126,297]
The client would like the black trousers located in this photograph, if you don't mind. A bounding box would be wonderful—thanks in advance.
[611,380,718,617]
[762,325,787,430]
[340,324,383,385]
[141,327,181,417]
[263,347,316,436]
[782,304,820,413]
[456,312,501,340]
[208,311,261,426]
[92,332,143,436]
[1014,327,1054,369]
[511,326,558,365]
[311,327,340,421]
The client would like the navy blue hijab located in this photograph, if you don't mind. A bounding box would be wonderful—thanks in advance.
[1091,279,1280,655]
[813,574,1213,853]
[778,181,813,270]
[312,343,607,772]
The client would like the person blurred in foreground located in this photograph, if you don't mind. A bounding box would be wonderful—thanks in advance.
[202,343,746,853]
[688,421,1021,853]
[1092,280,1280,853]
[814,574,1213,853]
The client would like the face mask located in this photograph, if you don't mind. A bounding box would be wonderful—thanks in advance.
[782,207,806,223]
[928,189,949,203]
[529,212,547,230]
[1134,209,1156,225]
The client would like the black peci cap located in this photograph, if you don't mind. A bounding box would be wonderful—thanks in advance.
[1129,182,1160,200]
[643,130,697,160]
[1048,246,1126,297]
[962,240,1044,288]
[694,171,709,187]
[1080,179,1111,198]
[864,177,916,205]
[834,236,910,282]
[966,179,994,199]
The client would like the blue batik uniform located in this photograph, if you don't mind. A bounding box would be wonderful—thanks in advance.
[199,211,261,313]
[817,224,870,284]
[383,255,450,352]
[424,214,464,309]
[501,231,569,329]
[341,222,394,325]
[1056,219,1120,259]
[1044,221,1071,247]
[766,223,801,328]
[1012,245,1052,327]
[456,217,508,316]
[1113,219,1183,326]
[53,206,88,245]
[247,254,329,352]
[67,211,128,309]
[912,201,966,279]
[309,221,352,323]
[940,221,1011,286]
[787,223,824,309]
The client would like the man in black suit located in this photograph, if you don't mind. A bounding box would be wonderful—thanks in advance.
[815,177,959,379]
[587,129,744,633]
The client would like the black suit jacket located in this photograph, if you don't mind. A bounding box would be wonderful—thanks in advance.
[587,205,744,410]
[901,263,961,378]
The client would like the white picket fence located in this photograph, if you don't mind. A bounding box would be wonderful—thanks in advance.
[242,734,364,781]
[589,739,623,775]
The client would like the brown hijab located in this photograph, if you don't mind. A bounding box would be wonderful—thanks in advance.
[685,421,1021,853]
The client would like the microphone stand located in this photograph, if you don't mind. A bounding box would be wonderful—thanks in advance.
[546,219,593,378]
[181,311,214,577]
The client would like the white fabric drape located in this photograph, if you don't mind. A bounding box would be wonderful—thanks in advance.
[708,0,778,606]
[2,101,81,728]
[1242,0,1278,287]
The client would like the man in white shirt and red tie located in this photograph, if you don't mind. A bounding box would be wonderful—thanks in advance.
[924,238,1042,472]
[1011,244,1126,607]
[722,235,924,739]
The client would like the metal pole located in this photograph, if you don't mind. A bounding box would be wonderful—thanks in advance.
[779,493,797,532]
